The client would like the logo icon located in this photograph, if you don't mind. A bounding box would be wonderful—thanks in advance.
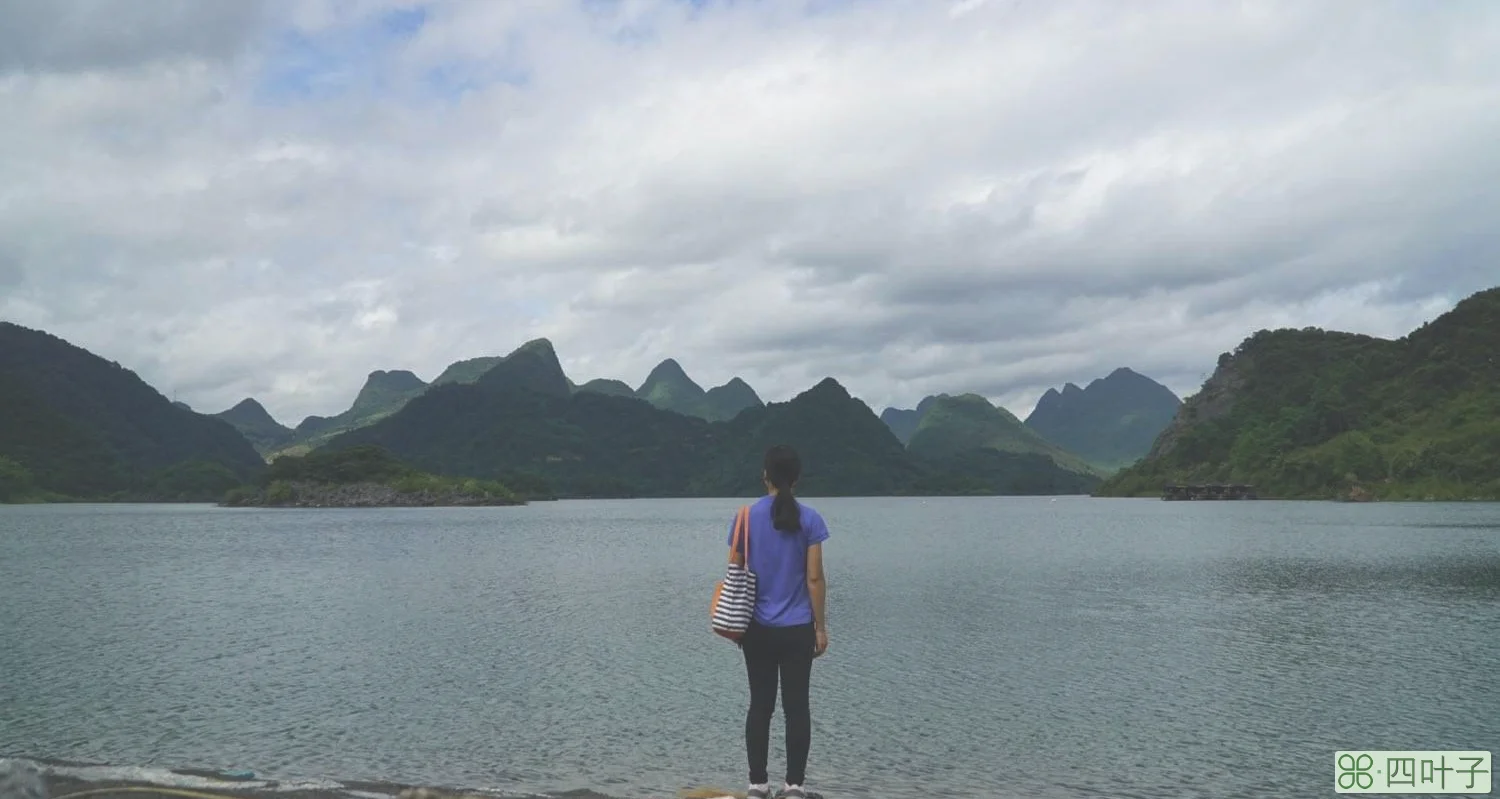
[1338,753,1375,790]
[1335,751,1491,794]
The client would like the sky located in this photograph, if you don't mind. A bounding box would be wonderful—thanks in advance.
[2,0,1497,426]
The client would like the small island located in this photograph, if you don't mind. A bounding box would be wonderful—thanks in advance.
[221,445,525,508]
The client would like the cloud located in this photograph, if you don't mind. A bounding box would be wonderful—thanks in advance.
[0,248,21,287]
[1,0,1497,425]
[0,0,271,73]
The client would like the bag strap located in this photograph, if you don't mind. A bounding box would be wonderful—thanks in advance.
[728,505,750,566]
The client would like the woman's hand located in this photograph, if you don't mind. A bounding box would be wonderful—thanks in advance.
[814,627,828,658]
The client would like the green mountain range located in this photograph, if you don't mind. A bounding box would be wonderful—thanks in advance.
[627,358,764,421]
[12,284,1495,505]
[1024,367,1182,472]
[311,343,1101,498]
[1098,286,1500,500]
[877,393,1106,492]
[0,322,266,502]
[908,394,1103,477]
[218,346,765,458]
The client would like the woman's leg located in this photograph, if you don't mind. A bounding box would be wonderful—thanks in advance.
[778,623,816,787]
[741,624,779,786]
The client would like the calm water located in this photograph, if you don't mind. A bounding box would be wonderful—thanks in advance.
[1,497,1498,799]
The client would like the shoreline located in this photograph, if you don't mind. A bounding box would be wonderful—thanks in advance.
[3,757,743,799]
[219,481,525,509]
[7,493,1500,507]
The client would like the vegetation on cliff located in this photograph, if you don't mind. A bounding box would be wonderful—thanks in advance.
[222,445,523,507]
[0,322,266,502]
[907,394,1103,478]
[1098,287,1500,500]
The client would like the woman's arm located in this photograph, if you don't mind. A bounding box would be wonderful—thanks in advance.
[807,542,827,655]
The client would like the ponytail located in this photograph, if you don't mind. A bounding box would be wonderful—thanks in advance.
[763,444,803,533]
[771,485,801,533]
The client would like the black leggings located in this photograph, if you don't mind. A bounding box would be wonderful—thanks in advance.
[740,620,817,786]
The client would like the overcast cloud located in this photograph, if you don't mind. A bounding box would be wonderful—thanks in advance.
[1,0,1497,425]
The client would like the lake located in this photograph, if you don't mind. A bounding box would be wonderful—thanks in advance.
[2,497,1497,798]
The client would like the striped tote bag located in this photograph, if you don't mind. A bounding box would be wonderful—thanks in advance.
[711,505,757,641]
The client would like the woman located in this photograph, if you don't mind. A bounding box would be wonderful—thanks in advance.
[726,444,830,799]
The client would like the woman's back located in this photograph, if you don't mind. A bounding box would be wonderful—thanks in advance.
[728,495,830,628]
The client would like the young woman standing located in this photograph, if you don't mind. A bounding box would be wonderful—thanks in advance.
[726,444,829,799]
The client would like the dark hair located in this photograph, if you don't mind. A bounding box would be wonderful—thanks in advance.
[764,444,802,533]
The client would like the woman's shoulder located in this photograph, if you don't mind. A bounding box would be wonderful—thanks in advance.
[797,500,830,542]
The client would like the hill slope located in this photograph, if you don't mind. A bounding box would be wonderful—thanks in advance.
[475,339,572,398]
[213,398,295,455]
[0,323,265,501]
[273,369,430,457]
[907,394,1104,479]
[431,356,504,387]
[1098,286,1500,500]
[879,397,939,445]
[1024,367,1182,472]
[634,359,763,421]
[574,378,637,398]
[702,378,925,496]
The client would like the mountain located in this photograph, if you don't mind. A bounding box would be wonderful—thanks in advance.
[702,377,764,422]
[1098,286,1500,500]
[636,358,707,416]
[326,376,718,498]
[269,349,765,461]
[880,396,941,445]
[322,357,1088,498]
[475,338,572,397]
[0,322,265,501]
[272,369,430,457]
[877,392,1102,489]
[633,359,763,421]
[1024,367,1182,472]
[431,356,504,387]
[905,394,1103,479]
[213,398,294,454]
[575,378,637,398]
[349,369,427,417]
[270,345,560,457]
[706,378,923,496]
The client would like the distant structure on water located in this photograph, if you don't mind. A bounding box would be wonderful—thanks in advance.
[1162,484,1257,501]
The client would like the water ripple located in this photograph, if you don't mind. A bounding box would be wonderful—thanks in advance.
[2,498,1498,799]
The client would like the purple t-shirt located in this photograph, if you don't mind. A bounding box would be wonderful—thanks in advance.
[726,494,830,628]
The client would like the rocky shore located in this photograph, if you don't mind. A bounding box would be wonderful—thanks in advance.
[1,758,733,799]
[220,481,524,508]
